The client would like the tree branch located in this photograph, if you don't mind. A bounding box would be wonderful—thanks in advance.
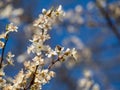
[96,0,120,42]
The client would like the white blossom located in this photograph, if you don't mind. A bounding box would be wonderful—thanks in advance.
[6,23,18,34]
[6,52,15,65]
[0,41,4,49]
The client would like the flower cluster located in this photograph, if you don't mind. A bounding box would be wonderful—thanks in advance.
[33,5,65,29]
[0,23,17,66]
[6,23,18,33]
[0,23,18,48]
[77,70,100,90]
[0,5,77,90]
[0,22,17,68]
[109,2,120,19]
[24,5,77,89]
[0,23,17,89]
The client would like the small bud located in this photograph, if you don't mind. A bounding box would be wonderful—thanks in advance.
[42,8,47,14]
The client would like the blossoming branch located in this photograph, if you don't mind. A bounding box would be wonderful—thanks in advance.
[0,5,77,90]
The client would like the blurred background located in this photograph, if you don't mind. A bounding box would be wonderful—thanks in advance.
[0,0,120,90]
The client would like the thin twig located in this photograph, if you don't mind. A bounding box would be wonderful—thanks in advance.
[48,58,60,70]
[24,65,39,90]
[48,55,65,70]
